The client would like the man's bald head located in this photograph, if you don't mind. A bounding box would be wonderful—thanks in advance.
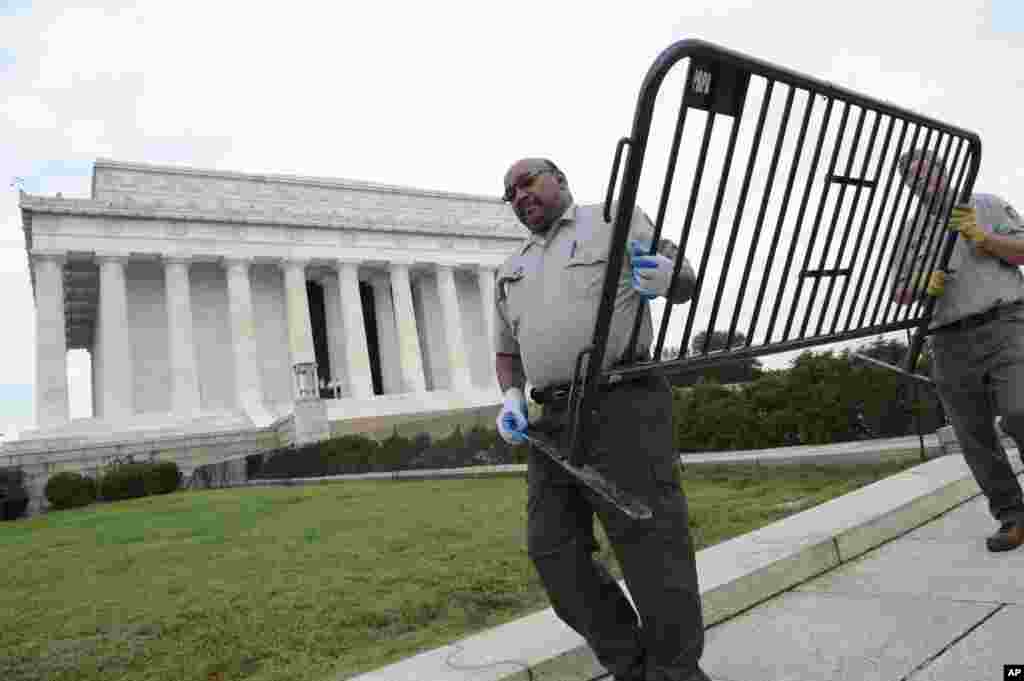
[897,147,952,202]
[503,158,571,232]
[504,158,567,189]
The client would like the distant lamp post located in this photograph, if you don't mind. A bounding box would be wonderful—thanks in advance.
[293,362,320,401]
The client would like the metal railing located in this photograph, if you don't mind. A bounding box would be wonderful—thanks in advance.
[565,39,981,469]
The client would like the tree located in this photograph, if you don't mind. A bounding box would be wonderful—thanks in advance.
[674,382,756,451]
[742,370,801,445]
[671,336,947,453]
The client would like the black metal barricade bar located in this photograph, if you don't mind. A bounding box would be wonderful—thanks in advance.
[566,38,981,470]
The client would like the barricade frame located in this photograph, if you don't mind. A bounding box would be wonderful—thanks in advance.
[565,39,982,468]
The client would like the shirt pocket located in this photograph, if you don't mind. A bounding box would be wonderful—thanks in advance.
[565,242,610,299]
[497,268,526,337]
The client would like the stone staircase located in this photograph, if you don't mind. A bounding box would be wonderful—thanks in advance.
[5,410,258,451]
[1,410,289,516]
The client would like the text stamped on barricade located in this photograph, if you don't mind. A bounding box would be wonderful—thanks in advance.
[682,57,750,117]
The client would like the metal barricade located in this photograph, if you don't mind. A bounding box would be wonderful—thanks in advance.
[551,39,981,507]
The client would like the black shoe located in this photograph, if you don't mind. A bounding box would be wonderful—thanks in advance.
[987,521,1024,552]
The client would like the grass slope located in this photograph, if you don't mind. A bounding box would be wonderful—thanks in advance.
[0,456,921,680]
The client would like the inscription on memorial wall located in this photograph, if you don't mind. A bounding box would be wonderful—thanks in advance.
[91,165,522,239]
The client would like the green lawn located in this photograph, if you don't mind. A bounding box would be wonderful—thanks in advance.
[0,455,923,681]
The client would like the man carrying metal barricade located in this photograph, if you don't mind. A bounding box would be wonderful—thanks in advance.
[494,157,708,681]
[490,38,983,681]
[891,147,1024,552]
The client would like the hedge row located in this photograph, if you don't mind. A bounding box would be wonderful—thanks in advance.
[249,425,530,480]
[43,461,182,511]
[673,346,945,452]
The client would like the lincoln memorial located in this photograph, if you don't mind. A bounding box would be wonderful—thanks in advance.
[6,159,525,510]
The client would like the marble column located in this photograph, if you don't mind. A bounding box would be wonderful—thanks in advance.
[336,260,375,399]
[92,318,104,419]
[164,257,201,417]
[370,276,402,394]
[322,273,344,396]
[224,258,265,415]
[32,253,69,429]
[389,262,427,393]
[90,349,99,419]
[436,264,473,393]
[282,258,316,367]
[97,255,132,421]
[476,265,498,386]
[410,273,436,391]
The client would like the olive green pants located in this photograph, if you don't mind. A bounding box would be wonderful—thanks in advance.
[931,304,1024,526]
[526,376,709,681]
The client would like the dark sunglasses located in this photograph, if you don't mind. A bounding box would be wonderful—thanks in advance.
[503,169,546,203]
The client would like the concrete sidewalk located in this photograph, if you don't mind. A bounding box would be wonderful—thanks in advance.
[695,461,1024,681]
[343,443,1024,681]
[697,490,1024,681]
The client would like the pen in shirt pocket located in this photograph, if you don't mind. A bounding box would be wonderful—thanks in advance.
[570,240,576,258]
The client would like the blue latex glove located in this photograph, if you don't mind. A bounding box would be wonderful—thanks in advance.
[496,388,528,445]
[629,240,674,300]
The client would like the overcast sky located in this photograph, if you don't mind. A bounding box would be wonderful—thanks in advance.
[2,0,1022,438]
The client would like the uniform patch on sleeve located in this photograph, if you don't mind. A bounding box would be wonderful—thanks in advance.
[1007,203,1021,224]
[656,238,679,261]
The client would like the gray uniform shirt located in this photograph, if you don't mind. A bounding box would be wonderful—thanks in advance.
[893,193,1024,329]
[494,202,696,389]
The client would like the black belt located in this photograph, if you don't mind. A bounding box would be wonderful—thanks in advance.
[933,300,1024,334]
[531,353,656,407]
[531,375,653,407]
[530,384,574,405]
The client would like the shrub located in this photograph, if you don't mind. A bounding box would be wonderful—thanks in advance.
[439,426,484,468]
[1,496,28,520]
[0,467,30,520]
[45,471,97,510]
[245,453,265,479]
[466,425,497,455]
[487,438,532,464]
[253,446,301,479]
[377,428,414,472]
[144,461,181,495]
[254,445,312,479]
[252,425,530,479]
[408,446,459,470]
[324,434,382,473]
[255,434,384,479]
[98,463,149,502]
[412,432,432,454]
